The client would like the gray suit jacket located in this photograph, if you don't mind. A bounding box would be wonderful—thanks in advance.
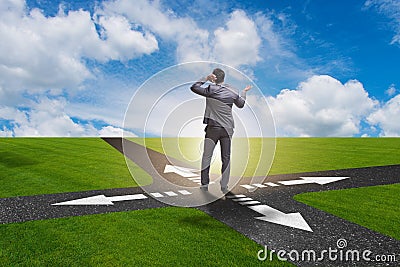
[191,78,246,131]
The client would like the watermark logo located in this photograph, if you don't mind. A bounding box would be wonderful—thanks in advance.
[257,238,397,263]
[336,238,347,249]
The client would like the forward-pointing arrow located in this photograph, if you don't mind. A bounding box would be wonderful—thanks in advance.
[248,204,313,232]
[52,194,147,206]
[279,176,349,186]
[164,164,199,178]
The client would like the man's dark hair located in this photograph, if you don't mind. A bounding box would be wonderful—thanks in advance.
[212,68,225,84]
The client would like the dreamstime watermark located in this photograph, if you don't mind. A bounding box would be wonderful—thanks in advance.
[257,238,397,263]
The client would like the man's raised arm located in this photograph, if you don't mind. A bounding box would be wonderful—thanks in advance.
[190,74,216,97]
[234,85,252,108]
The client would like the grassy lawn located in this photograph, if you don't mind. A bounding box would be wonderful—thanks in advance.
[294,183,400,241]
[0,138,150,198]
[134,137,400,175]
[271,137,400,175]
[0,207,292,267]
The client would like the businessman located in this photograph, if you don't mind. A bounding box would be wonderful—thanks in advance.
[190,68,252,194]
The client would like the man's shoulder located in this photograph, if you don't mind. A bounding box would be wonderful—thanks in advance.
[208,83,239,97]
[221,83,239,94]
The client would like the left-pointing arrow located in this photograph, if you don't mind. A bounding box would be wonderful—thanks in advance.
[52,194,147,206]
[164,164,199,178]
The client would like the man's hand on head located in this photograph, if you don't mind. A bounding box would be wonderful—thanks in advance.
[207,74,217,83]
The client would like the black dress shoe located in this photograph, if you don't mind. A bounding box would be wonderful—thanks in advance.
[221,187,229,194]
[200,185,208,191]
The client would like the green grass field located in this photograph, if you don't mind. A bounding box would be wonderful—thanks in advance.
[294,183,400,241]
[0,207,292,266]
[0,138,150,198]
[135,137,400,175]
[1,137,399,266]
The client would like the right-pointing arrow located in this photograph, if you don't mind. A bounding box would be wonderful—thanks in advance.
[279,176,349,186]
[248,204,313,232]
[164,164,199,178]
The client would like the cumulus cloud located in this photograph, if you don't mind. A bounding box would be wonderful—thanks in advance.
[364,0,400,45]
[100,1,269,68]
[99,0,210,63]
[99,125,137,137]
[7,97,92,136]
[0,0,158,96]
[0,0,162,136]
[367,94,400,136]
[0,97,131,137]
[95,15,158,61]
[385,84,397,96]
[0,126,13,137]
[213,10,261,67]
[268,75,378,136]
[0,0,268,137]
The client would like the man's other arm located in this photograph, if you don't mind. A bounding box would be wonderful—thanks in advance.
[234,85,252,108]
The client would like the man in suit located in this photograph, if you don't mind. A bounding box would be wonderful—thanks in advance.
[191,68,252,193]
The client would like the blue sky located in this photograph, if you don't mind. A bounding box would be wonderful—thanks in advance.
[1,0,400,137]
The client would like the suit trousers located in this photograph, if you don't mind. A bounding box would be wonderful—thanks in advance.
[201,126,232,189]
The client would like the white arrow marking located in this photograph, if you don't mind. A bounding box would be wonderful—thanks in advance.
[151,193,164,198]
[164,164,199,178]
[240,184,255,190]
[248,204,313,232]
[164,191,178,197]
[52,194,147,206]
[233,197,253,202]
[239,200,260,205]
[279,176,349,186]
[253,183,267,188]
[178,190,192,195]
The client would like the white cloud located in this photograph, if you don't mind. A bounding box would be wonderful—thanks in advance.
[0,126,13,137]
[364,0,400,45]
[255,11,296,58]
[100,1,267,67]
[0,0,159,96]
[0,97,127,137]
[213,10,261,67]
[11,97,91,136]
[99,125,137,137]
[385,84,396,96]
[268,75,378,136]
[367,94,400,136]
[0,0,162,136]
[0,105,27,123]
[96,15,158,61]
[99,0,210,63]
[0,0,25,19]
